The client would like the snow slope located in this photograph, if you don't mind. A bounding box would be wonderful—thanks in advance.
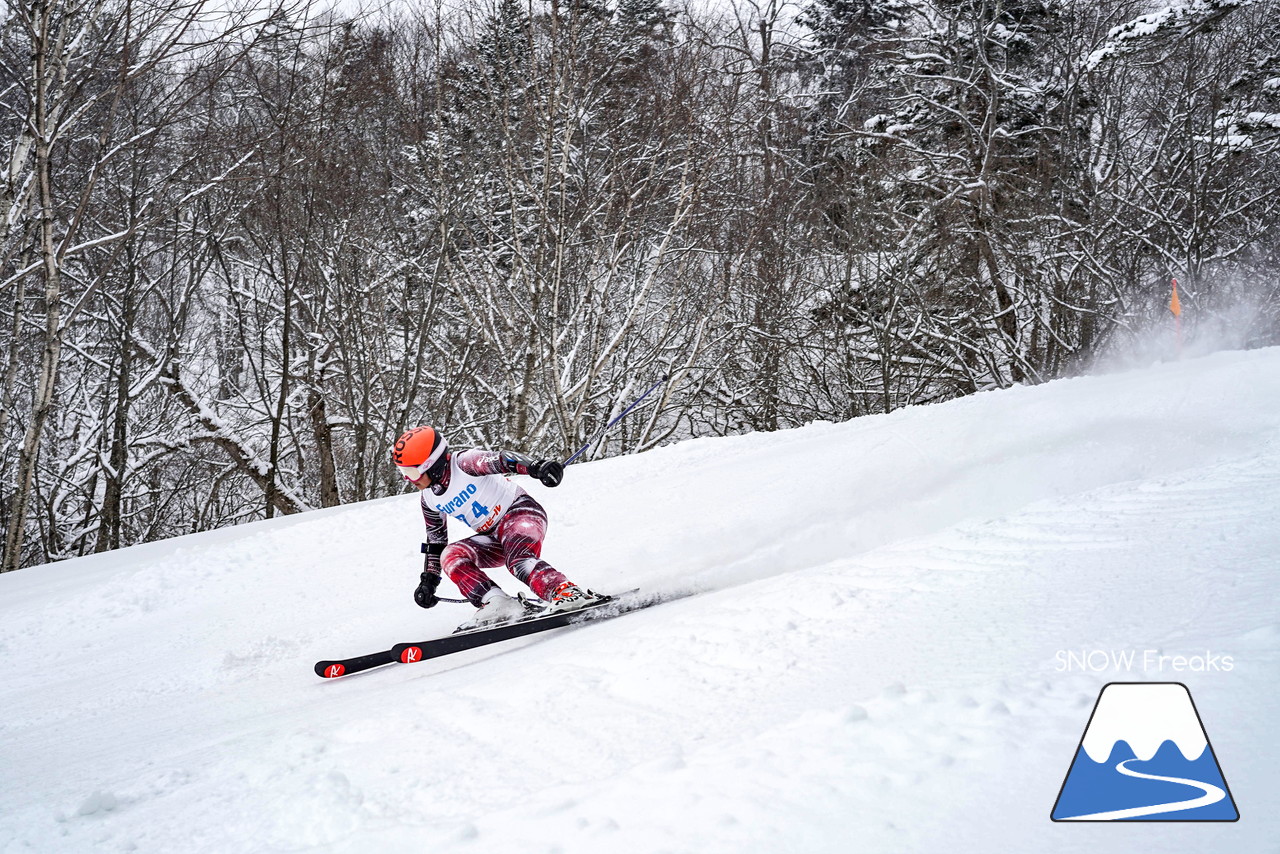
[3,348,1280,853]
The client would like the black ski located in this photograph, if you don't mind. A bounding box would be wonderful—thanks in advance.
[315,648,396,679]
[315,589,652,679]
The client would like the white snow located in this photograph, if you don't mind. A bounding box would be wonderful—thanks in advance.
[1084,0,1256,71]
[1079,683,1207,762]
[4,347,1280,852]
[1242,111,1280,128]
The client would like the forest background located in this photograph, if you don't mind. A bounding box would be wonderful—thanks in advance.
[2,0,1277,570]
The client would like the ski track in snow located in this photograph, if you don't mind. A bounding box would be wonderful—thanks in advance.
[1059,758,1227,821]
[2,349,1280,853]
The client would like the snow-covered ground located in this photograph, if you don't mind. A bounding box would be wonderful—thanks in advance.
[3,348,1279,853]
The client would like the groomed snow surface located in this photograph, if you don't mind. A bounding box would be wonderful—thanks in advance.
[4,348,1280,853]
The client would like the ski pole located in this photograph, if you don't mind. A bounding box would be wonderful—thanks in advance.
[564,374,670,465]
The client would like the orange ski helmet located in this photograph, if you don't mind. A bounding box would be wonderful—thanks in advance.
[392,425,449,483]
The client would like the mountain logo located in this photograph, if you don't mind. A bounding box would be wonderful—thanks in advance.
[1051,682,1239,822]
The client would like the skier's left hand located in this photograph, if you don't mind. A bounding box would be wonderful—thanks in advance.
[529,459,564,487]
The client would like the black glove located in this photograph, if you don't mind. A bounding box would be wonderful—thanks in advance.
[414,570,441,609]
[529,459,564,487]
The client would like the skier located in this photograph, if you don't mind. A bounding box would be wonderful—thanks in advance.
[392,425,601,629]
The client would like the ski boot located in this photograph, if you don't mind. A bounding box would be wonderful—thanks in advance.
[455,588,543,632]
[544,581,606,614]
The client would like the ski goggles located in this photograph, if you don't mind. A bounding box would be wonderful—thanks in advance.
[397,461,431,481]
[396,442,447,482]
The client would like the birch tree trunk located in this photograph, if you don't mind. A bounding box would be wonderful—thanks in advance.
[4,0,64,572]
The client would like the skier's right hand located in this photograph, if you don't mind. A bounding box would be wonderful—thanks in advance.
[414,571,440,609]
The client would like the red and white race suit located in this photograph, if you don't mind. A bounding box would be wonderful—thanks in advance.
[420,449,571,605]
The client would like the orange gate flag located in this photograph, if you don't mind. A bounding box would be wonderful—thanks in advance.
[1170,278,1182,317]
